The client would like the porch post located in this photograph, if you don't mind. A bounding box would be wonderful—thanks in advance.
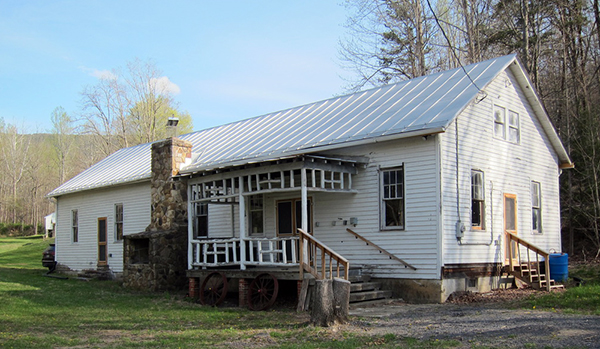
[238,176,246,270]
[187,184,193,269]
[301,168,309,265]
[301,168,308,232]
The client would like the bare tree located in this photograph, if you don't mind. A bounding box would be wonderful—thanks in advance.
[50,107,76,184]
[340,0,442,89]
[0,123,31,223]
[80,59,192,154]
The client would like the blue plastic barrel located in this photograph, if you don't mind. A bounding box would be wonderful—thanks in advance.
[549,253,568,282]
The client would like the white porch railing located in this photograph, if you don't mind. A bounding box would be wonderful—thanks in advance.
[190,236,300,268]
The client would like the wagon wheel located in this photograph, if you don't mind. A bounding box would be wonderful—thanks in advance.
[199,272,228,306]
[247,273,279,311]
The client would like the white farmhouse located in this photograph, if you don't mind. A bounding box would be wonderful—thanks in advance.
[48,54,572,305]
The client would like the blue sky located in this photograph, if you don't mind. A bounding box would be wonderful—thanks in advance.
[0,1,350,133]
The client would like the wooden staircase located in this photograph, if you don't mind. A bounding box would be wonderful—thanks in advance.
[505,232,564,291]
[348,269,394,306]
[508,262,564,291]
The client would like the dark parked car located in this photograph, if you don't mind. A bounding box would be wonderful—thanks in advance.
[42,244,56,269]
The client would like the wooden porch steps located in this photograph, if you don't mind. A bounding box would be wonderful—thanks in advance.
[348,272,394,305]
[508,264,564,291]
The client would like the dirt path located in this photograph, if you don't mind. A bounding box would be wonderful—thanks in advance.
[345,301,600,348]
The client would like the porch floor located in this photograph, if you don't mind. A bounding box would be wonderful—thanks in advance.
[186,266,307,281]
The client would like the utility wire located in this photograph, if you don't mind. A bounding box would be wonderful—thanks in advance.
[424,0,485,94]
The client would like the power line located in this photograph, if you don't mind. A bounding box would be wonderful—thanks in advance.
[424,0,484,94]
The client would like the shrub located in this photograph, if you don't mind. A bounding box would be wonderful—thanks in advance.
[0,222,37,237]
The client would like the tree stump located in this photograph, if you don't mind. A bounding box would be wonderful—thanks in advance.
[310,278,350,326]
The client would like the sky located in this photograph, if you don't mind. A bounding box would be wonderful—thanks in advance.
[0,1,350,133]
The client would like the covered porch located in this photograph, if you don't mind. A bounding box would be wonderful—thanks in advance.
[186,155,362,308]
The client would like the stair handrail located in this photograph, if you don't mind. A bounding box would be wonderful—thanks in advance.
[346,228,417,270]
[506,232,551,291]
[298,228,349,280]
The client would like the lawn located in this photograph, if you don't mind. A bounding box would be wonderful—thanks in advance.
[2,236,599,348]
[0,236,458,349]
[522,261,600,315]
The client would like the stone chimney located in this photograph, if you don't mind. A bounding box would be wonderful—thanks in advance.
[147,137,192,232]
[122,137,192,292]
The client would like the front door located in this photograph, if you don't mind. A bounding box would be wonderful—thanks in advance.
[98,217,108,266]
[277,198,312,262]
[276,198,312,236]
[504,194,517,264]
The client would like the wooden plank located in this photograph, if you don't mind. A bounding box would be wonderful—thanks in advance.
[296,279,310,312]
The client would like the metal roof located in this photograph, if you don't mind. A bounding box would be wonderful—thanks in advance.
[47,54,571,197]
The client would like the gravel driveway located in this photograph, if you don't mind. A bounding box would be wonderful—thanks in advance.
[347,302,600,348]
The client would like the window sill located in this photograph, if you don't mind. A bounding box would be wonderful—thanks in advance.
[380,227,405,231]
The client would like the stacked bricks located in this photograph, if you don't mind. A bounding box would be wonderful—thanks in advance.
[239,279,249,307]
[189,277,198,299]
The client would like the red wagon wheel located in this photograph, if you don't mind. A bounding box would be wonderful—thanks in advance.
[247,273,279,311]
[199,272,228,306]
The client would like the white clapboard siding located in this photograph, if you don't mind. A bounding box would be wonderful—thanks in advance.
[207,204,239,238]
[55,182,151,273]
[296,138,440,280]
[440,68,562,266]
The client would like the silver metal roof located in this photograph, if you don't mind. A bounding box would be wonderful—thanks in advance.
[47,54,570,197]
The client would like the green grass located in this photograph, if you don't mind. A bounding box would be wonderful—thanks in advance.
[0,235,50,269]
[0,237,461,348]
[521,262,600,315]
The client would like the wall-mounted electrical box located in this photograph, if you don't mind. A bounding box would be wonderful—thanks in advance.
[455,221,465,239]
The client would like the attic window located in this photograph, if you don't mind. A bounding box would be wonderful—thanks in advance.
[494,105,520,144]
[493,105,506,139]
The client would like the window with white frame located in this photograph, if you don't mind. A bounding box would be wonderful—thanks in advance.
[381,167,404,230]
[72,209,78,243]
[193,202,208,238]
[493,105,506,139]
[508,111,520,143]
[471,170,485,229]
[531,181,542,233]
[115,204,124,241]
[494,105,520,144]
[249,195,264,235]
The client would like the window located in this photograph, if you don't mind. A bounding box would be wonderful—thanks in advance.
[115,204,123,241]
[494,105,520,144]
[72,210,78,243]
[471,170,485,229]
[193,202,208,239]
[493,105,506,139]
[381,167,404,230]
[508,111,520,143]
[249,195,264,235]
[531,181,542,233]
